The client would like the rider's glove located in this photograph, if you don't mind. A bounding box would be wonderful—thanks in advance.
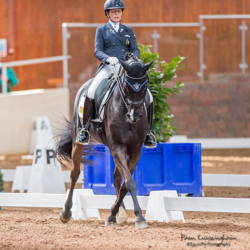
[106,57,119,66]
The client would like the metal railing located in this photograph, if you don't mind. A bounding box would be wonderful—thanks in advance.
[198,15,250,81]
[62,22,200,87]
[0,55,71,94]
[63,15,250,82]
[1,16,249,92]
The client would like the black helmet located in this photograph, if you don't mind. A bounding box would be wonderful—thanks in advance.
[104,0,125,16]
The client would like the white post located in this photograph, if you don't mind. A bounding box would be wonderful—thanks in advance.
[151,29,161,53]
[62,23,68,88]
[198,17,206,82]
[151,29,161,71]
[239,21,248,73]
[2,65,8,94]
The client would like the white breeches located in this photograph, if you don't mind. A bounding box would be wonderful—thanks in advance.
[87,63,153,103]
[87,64,120,99]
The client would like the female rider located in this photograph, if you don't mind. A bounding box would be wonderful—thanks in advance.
[77,0,156,148]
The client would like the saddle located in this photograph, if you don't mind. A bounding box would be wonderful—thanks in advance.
[93,73,118,122]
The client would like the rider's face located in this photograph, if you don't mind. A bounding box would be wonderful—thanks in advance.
[109,9,123,23]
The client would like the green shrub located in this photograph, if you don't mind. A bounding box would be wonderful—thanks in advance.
[138,44,185,142]
[0,168,4,192]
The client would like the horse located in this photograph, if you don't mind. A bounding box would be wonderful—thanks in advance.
[55,53,154,228]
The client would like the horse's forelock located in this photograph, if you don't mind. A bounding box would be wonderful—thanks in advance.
[124,52,139,62]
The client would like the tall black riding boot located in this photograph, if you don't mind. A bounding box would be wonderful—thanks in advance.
[143,102,157,148]
[76,97,94,145]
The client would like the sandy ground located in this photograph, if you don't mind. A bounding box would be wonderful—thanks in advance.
[0,149,250,249]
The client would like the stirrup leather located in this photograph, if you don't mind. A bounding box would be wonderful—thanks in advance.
[143,131,157,149]
[76,127,90,145]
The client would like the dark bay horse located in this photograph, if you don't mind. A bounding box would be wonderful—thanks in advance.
[55,54,153,228]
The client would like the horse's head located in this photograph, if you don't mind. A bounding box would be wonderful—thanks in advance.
[119,54,153,123]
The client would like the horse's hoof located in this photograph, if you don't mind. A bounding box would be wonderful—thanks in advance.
[60,210,72,224]
[105,220,116,227]
[135,221,148,228]
[117,207,128,224]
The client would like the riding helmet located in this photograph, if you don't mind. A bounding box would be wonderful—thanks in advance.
[104,0,125,16]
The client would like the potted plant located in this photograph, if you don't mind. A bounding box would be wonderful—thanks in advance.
[138,43,185,142]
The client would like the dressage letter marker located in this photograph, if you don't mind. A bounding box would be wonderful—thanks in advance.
[28,145,66,194]
[29,116,54,154]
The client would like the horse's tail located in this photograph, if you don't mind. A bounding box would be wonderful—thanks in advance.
[54,117,73,165]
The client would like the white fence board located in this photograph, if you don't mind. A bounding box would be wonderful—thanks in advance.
[3,169,250,188]
[1,169,83,183]
[0,193,65,208]
[188,138,250,149]
[80,195,148,210]
[165,197,250,213]
[1,192,250,216]
[202,174,250,187]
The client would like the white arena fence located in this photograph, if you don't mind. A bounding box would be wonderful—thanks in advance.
[1,169,83,184]
[1,170,250,220]
[164,197,250,214]
[2,170,250,188]
[1,190,250,224]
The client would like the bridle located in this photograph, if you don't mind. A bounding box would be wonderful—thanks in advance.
[114,63,149,111]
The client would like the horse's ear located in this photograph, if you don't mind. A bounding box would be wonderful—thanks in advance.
[119,59,131,72]
[142,61,154,71]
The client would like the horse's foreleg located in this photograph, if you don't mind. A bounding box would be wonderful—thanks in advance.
[113,168,128,224]
[105,150,128,226]
[113,168,126,210]
[106,175,128,225]
[60,144,85,223]
[107,150,146,228]
[114,181,128,224]
[126,152,147,228]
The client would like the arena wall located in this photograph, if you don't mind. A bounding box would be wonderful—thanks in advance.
[0,88,70,154]
[169,73,250,138]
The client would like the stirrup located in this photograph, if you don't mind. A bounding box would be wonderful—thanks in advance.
[76,128,90,145]
[143,132,157,149]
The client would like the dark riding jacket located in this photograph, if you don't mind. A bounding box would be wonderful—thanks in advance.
[94,22,140,74]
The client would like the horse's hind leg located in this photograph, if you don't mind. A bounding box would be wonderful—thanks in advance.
[60,144,85,223]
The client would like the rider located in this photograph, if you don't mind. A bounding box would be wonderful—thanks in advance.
[76,0,156,148]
